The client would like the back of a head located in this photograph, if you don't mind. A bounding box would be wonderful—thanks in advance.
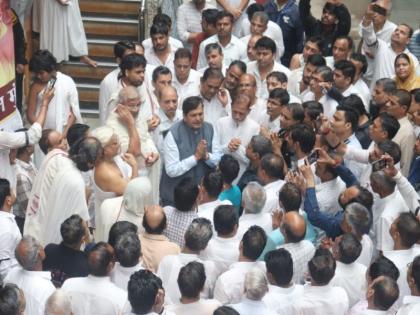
[0,283,21,315]
[340,95,367,117]
[378,113,400,140]
[202,8,219,26]
[45,289,72,315]
[250,135,273,158]
[368,256,400,282]
[174,177,199,212]
[152,13,171,27]
[378,140,401,164]
[15,235,42,271]
[122,177,153,217]
[60,214,85,247]
[0,178,11,209]
[264,248,294,287]
[396,212,420,248]
[376,78,397,94]
[87,242,114,277]
[370,170,396,195]
[219,155,240,185]
[39,129,54,155]
[281,212,306,243]
[371,276,400,311]
[69,136,103,172]
[343,202,372,237]
[29,49,57,73]
[108,221,138,248]
[66,123,90,149]
[244,268,269,301]
[177,261,206,299]
[289,123,316,154]
[260,153,284,180]
[113,40,135,59]
[307,53,326,67]
[202,171,224,198]
[308,248,336,286]
[242,226,267,261]
[128,270,162,315]
[184,218,213,251]
[114,232,141,268]
[337,233,362,264]
[411,255,420,293]
[213,306,240,315]
[279,182,302,212]
[213,205,238,236]
[242,182,266,214]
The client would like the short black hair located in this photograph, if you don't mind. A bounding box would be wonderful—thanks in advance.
[204,42,223,57]
[411,255,420,292]
[308,248,336,285]
[219,154,240,184]
[377,112,400,140]
[340,94,367,117]
[306,36,325,53]
[0,179,11,211]
[246,3,264,20]
[307,53,326,67]
[29,49,57,73]
[182,96,203,116]
[216,10,234,23]
[376,78,397,94]
[175,48,192,61]
[15,128,30,156]
[120,53,147,75]
[114,40,135,59]
[88,242,114,277]
[114,232,141,267]
[213,205,238,236]
[303,101,324,120]
[152,65,172,82]
[267,71,288,83]
[269,88,290,106]
[396,212,420,248]
[337,233,362,264]
[128,270,162,314]
[372,276,399,311]
[69,137,103,172]
[279,182,302,211]
[265,248,293,286]
[334,59,356,83]
[255,36,277,54]
[250,135,273,158]
[174,177,199,212]
[260,153,284,180]
[202,8,219,26]
[368,256,400,281]
[177,261,206,299]
[378,140,401,164]
[390,89,412,112]
[214,306,240,315]
[202,171,224,198]
[289,123,316,154]
[39,129,54,155]
[323,2,339,16]
[411,88,420,103]
[150,22,169,37]
[229,60,247,74]
[336,105,359,132]
[241,225,267,261]
[108,221,138,248]
[286,102,305,123]
[350,52,368,74]
[335,35,354,51]
[316,66,334,82]
[152,13,172,27]
[0,283,20,315]
[60,214,85,247]
[67,123,90,149]
[202,67,224,82]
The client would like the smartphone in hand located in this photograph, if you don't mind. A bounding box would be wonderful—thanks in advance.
[371,158,387,172]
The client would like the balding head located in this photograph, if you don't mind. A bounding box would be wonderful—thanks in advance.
[158,85,178,119]
[88,242,115,277]
[239,74,257,99]
[247,34,262,61]
[142,205,167,235]
[15,236,44,271]
[118,85,140,104]
[281,212,306,243]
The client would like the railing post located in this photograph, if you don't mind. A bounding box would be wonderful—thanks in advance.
[138,0,147,43]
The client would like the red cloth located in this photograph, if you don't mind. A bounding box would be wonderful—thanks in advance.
[191,32,209,69]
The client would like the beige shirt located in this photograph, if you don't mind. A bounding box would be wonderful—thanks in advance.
[139,232,180,272]
[393,116,416,176]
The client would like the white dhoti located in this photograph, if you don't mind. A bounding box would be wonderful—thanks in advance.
[24,149,89,246]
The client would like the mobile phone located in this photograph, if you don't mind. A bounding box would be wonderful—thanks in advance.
[47,77,57,89]
[371,158,387,172]
[307,150,319,164]
[278,129,287,139]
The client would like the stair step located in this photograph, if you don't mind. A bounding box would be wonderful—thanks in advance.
[80,0,140,19]
[78,86,99,103]
[87,39,116,61]
[83,17,138,41]
[59,61,116,82]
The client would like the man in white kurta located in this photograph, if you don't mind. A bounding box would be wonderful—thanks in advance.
[24,148,91,246]
[214,95,260,182]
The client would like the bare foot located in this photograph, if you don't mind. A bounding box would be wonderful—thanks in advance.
[80,55,98,67]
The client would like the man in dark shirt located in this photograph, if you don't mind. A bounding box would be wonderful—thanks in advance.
[43,214,90,287]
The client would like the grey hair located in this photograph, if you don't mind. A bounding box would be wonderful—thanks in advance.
[370,171,396,194]
[123,177,153,216]
[252,12,269,25]
[15,235,42,271]
[244,268,269,301]
[118,85,140,104]
[90,126,115,148]
[184,218,213,251]
[344,202,372,237]
[242,182,266,214]
[45,290,72,315]
[250,135,272,157]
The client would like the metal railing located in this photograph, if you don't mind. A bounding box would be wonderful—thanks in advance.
[138,0,147,43]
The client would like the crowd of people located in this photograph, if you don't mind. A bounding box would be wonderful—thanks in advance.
[1,0,420,314]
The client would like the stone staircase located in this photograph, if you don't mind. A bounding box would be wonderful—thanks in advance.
[59,0,142,117]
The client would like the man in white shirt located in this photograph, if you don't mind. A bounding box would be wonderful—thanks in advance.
[238,182,272,238]
[365,276,400,314]
[200,68,230,125]
[197,171,232,225]
[263,248,304,315]
[325,36,353,69]
[384,213,420,305]
[350,53,371,108]
[397,255,420,315]
[4,236,55,315]
[200,205,240,273]
[257,153,285,214]
[197,11,246,70]
[370,171,409,252]
[157,218,218,304]
[148,66,173,115]
[167,261,221,315]
[291,248,349,315]
[361,5,419,90]
[214,94,260,180]
[214,225,267,304]
[277,212,315,285]
[258,88,289,135]
[0,179,21,279]
[172,48,201,107]
[247,36,291,99]
[110,232,144,291]
[330,233,368,307]
[177,0,214,50]
[62,242,127,314]
[144,23,177,73]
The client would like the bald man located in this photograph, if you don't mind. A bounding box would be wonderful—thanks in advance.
[246,34,263,63]
[139,205,180,272]
[238,74,267,122]
[278,212,315,284]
